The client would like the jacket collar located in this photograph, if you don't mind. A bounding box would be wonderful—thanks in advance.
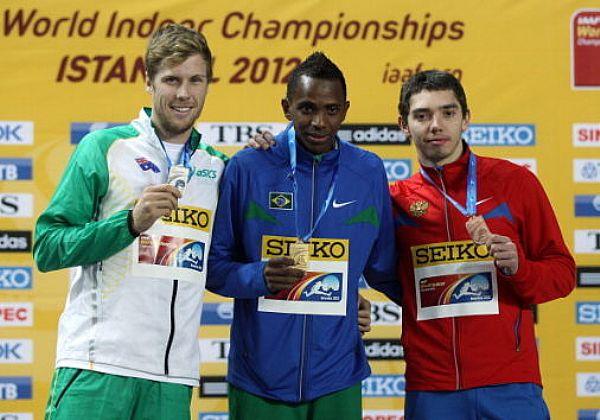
[131,107,202,151]
[419,140,473,187]
[272,123,341,166]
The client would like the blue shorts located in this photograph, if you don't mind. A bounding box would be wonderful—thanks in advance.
[405,383,550,420]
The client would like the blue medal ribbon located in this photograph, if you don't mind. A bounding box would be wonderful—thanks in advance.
[420,152,478,217]
[157,137,194,180]
[287,125,340,243]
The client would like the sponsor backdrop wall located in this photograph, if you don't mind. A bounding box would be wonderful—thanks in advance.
[1,0,599,418]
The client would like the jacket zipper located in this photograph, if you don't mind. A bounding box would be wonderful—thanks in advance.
[514,309,522,352]
[299,156,320,401]
[436,168,461,390]
[164,280,179,375]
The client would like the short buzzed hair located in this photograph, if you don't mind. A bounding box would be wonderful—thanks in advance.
[145,24,213,82]
[286,52,347,100]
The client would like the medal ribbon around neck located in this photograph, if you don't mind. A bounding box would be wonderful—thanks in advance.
[287,124,340,243]
[157,136,194,180]
[420,152,478,217]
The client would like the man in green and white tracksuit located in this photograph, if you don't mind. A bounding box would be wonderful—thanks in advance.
[34,24,226,420]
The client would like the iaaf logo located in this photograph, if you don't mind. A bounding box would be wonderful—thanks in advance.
[0,159,32,181]
[0,303,33,327]
[363,339,404,360]
[0,340,33,364]
[0,267,32,290]
[576,337,600,361]
[464,124,536,146]
[70,122,123,145]
[0,122,34,145]
[199,338,229,363]
[574,159,600,182]
[383,159,412,181]
[574,230,600,254]
[337,124,408,145]
[571,10,600,89]
[576,373,600,397]
[371,301,402,326]
[362,375,405,397]
[196,122,287,145]
[0,194,33,218]
[507,158,538,175]
[573,123,600,147]
[201,302,233,325]
[363,410,405,420]
[0,231,31,253]
[0,377,32,400]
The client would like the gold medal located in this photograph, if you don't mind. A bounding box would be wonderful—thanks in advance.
[290,241,309,270]
[409,200,429,217]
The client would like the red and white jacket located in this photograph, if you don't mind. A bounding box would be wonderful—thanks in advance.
[390,145,575,391]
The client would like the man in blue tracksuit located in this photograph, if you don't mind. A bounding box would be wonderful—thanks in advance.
[207,52,401,419]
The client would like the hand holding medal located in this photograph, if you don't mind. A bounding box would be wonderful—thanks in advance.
[466,216,519,276]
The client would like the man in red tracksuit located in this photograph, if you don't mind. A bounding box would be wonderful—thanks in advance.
[391,70,575,419]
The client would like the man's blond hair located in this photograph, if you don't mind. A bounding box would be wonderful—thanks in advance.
[145,24,212,82]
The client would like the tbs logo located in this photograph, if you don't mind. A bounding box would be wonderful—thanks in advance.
[362,375,405,397]
[0,377,32,400]
[0,267,32,290]
[0,122,34,145]
[370,301,402,326]
[0,340,33,364]
[70,122,123,145]
[196,122,287,145]
[199,339,230,363]
[464,124,535,146]
[0,159,32,181]
[0,194,33,218]
[383,160,412,182]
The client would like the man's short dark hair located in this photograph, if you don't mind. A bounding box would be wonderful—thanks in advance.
[286,52,347,100]
[399,70,469,121]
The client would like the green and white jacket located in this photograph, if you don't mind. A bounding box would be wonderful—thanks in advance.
[34,108,228,385]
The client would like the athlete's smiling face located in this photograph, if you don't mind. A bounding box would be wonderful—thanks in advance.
[282,75,350,155]
[147,54,209,144]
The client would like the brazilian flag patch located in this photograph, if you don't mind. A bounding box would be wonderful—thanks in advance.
[269,192,293,210]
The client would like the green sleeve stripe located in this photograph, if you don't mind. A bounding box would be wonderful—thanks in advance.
[196,140,230,163]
